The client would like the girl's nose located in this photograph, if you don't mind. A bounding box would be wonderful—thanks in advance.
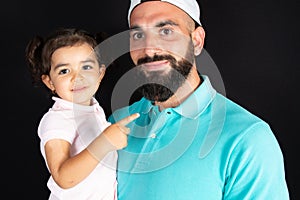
[72,71,84,82]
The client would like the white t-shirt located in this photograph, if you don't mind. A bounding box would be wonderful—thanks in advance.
[38,97,117,200]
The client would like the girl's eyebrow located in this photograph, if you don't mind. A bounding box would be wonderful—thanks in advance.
[81,58,97,64]
[53,63,68,71]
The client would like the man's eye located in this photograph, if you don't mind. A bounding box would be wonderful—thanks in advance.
[132,32,144,40]
[58,69,69,75]
[160,28,173,36]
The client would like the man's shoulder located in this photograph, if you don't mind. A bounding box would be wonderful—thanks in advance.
[216,94,265,123]
[215,94,272,138]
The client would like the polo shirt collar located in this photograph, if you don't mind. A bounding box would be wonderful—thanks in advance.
[173,75,216,119]
[51,96,101,112]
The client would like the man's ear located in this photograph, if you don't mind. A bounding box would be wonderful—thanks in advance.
[41,75,55,91]
[191,26,205,56]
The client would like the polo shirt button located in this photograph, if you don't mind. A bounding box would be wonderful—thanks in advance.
[150,133,156,139]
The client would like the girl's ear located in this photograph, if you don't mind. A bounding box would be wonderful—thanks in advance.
[191,26,205,56]
[98,65,106,81]
[41,75,55,91]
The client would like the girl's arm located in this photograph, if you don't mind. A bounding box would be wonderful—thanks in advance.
[44,113,140,189]
[45,139,99,189]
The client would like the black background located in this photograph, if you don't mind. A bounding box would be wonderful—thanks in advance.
[1,0,299,199]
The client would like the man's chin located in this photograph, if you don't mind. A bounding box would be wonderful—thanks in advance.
[141,85,174,102]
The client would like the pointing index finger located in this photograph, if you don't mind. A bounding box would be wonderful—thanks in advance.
[117,113,140,126]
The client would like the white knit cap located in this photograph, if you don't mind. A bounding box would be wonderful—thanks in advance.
[128,0,202,26]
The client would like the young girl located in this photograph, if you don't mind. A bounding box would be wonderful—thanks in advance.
[25,28,139,200]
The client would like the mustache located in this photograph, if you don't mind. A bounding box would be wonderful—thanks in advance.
[137,54,177,66]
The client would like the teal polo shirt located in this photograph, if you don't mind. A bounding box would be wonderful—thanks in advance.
[108,76,289,200]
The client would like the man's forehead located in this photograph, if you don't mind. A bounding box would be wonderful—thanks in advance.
[130,3,189,30]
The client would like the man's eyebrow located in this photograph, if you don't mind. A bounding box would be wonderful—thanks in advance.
[130,25,141,31]
[130,20,179,30]
[156,20,178,27]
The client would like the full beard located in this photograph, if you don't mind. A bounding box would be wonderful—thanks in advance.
[135,40,195,102]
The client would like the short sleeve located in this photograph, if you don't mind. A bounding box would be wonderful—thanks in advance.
[224,122,289,199]
[38,111,77,146]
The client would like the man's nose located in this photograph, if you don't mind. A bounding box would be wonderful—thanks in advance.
[142,34,162,57]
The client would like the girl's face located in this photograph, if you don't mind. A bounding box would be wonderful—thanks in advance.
[42,43,105,106]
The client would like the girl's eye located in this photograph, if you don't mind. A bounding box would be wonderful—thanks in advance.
[58,68,69,75]
[82,65,93,70]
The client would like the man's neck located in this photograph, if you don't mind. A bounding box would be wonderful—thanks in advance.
[155,68,201,111]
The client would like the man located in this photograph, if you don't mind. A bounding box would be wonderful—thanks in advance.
[108,0,289,199]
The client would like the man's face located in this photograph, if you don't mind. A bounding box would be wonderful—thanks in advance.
[135,41,195,102]
[129,1,196,102]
